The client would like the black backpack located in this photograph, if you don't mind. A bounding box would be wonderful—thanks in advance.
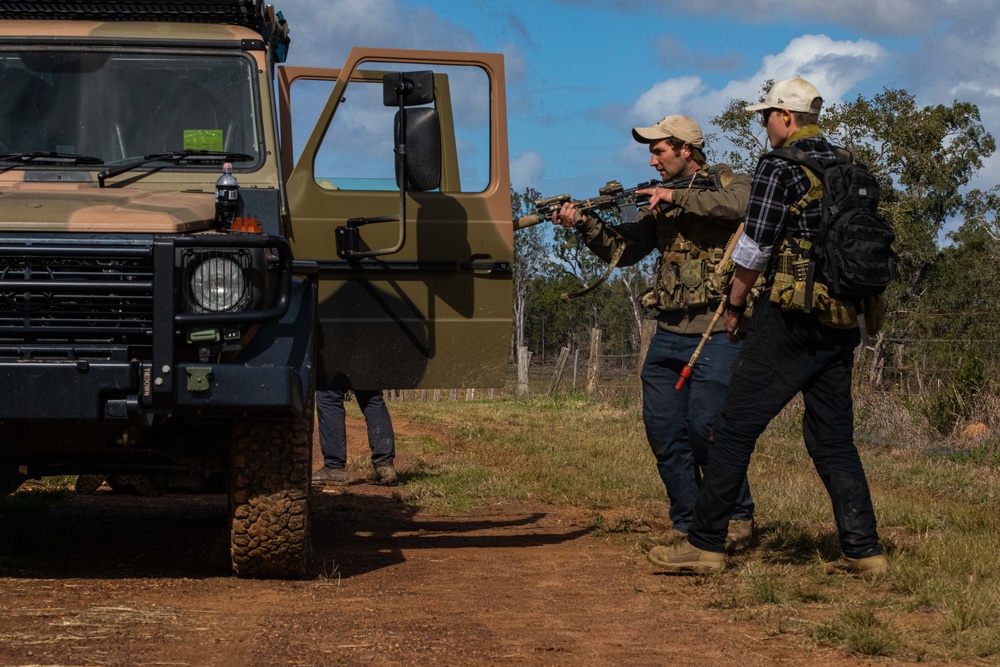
[769,145,896,310]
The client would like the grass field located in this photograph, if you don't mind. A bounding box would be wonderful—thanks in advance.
[375,387,1000,663]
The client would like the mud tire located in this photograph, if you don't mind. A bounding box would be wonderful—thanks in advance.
[1,467,26,498]
[228,406,312,579]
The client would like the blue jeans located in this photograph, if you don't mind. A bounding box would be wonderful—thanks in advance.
[316,388,395,469]
[687,297,882,558]
[641,327,754,533]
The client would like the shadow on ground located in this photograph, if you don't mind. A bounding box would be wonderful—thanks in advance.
[0,486,591,580]
[308,490,591,578]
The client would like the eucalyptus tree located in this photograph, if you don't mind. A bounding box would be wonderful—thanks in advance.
[511,186,548,357]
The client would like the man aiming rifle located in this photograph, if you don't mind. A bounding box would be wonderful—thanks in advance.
[551,114,755,552]
[514,171,722,230]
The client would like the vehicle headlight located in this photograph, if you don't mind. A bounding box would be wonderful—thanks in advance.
[190,257,246,312]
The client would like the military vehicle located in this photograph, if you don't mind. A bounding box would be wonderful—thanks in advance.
[0,0,513,578]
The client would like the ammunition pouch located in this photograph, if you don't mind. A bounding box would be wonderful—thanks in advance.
[769,271,857,328]
[640,248,732,312]
[768,240,858,329]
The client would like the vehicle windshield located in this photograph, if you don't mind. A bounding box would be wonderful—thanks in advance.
[0,50,259,168]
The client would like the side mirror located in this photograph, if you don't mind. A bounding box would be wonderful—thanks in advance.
[382,70,435,107]
[395,107,440,192]
[339,71,440,260]
[383,71,441,192]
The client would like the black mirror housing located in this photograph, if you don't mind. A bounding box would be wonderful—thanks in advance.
[382,70,434,107]
[395,107,440,192]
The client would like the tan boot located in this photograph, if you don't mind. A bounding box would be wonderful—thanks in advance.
[647,541,726,574]
[312,466,348,486]
[725,519,754,553]
[640,528,688,553]
[366,463,398,486]
[822,554,888,577]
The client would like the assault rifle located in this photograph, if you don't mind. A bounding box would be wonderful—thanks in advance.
[513,170,722,231]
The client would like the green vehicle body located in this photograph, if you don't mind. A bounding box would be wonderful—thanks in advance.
[0,0,513,578]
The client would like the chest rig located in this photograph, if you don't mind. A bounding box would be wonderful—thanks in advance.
[639,218,732,312]
[639,169,736,313]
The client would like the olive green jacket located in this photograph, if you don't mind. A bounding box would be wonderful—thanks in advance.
[575,164,750,335]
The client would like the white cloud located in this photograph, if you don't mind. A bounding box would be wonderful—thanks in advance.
[613,35,887,168]
[287,0,480,67]
[510,151,544,191]
[745,35,885,102]
[625,34,885,134]
[631,77,705,125]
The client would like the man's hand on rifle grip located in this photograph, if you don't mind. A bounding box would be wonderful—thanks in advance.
[637,187,675,211]
[553,201,584,228]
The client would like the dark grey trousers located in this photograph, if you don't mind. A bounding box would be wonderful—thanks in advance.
[316,388,395,469]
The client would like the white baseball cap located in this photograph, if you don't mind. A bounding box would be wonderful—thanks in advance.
[746,77,823,114]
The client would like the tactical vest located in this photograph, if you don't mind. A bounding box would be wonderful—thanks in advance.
[639,219,732,312]
[639,169,736,313]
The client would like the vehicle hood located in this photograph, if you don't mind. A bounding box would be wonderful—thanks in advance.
[0,183,216,232]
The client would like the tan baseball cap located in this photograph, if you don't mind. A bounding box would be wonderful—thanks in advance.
[746,77,823,114]
[632,115,704,147]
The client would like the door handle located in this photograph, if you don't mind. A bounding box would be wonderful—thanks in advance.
[461,260,511,273]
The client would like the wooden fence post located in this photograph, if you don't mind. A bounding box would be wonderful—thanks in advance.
[867,332,885,387]
[586,328,601,396]
[547,346,571,396]
[517,345,532,398]
[573,349,579,392]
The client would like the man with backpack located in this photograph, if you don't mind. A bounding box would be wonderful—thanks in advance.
[647,77,888,576]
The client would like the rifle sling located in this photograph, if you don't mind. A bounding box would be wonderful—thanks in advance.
[560,242,626,302]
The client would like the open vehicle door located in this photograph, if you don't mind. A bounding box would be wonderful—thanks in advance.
[279,48,512,390]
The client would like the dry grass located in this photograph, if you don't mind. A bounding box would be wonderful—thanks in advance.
[382,388,1000,663]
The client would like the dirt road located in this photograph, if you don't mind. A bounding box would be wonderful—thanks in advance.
[0,420,922,667]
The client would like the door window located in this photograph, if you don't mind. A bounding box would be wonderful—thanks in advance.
[286,63,491,193]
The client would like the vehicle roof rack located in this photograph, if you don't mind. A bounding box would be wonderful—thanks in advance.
[0,1,263,29]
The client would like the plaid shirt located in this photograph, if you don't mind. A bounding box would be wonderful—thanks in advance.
[731,135,839,273]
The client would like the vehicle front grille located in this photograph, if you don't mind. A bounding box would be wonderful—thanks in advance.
[0,240,154,345]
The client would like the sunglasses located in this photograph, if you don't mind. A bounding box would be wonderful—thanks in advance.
[759,108,777,126]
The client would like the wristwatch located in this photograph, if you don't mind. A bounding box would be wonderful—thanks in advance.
[725,297,747,315]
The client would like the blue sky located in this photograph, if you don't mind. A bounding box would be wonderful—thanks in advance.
[282,0,1000,204]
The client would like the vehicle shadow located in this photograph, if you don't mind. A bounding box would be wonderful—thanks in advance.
[0,490,233,579]
[0,487,591,580]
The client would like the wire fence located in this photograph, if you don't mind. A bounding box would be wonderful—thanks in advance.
[386,328,1000,403]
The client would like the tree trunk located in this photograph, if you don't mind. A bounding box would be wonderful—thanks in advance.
[586,328,601,396]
